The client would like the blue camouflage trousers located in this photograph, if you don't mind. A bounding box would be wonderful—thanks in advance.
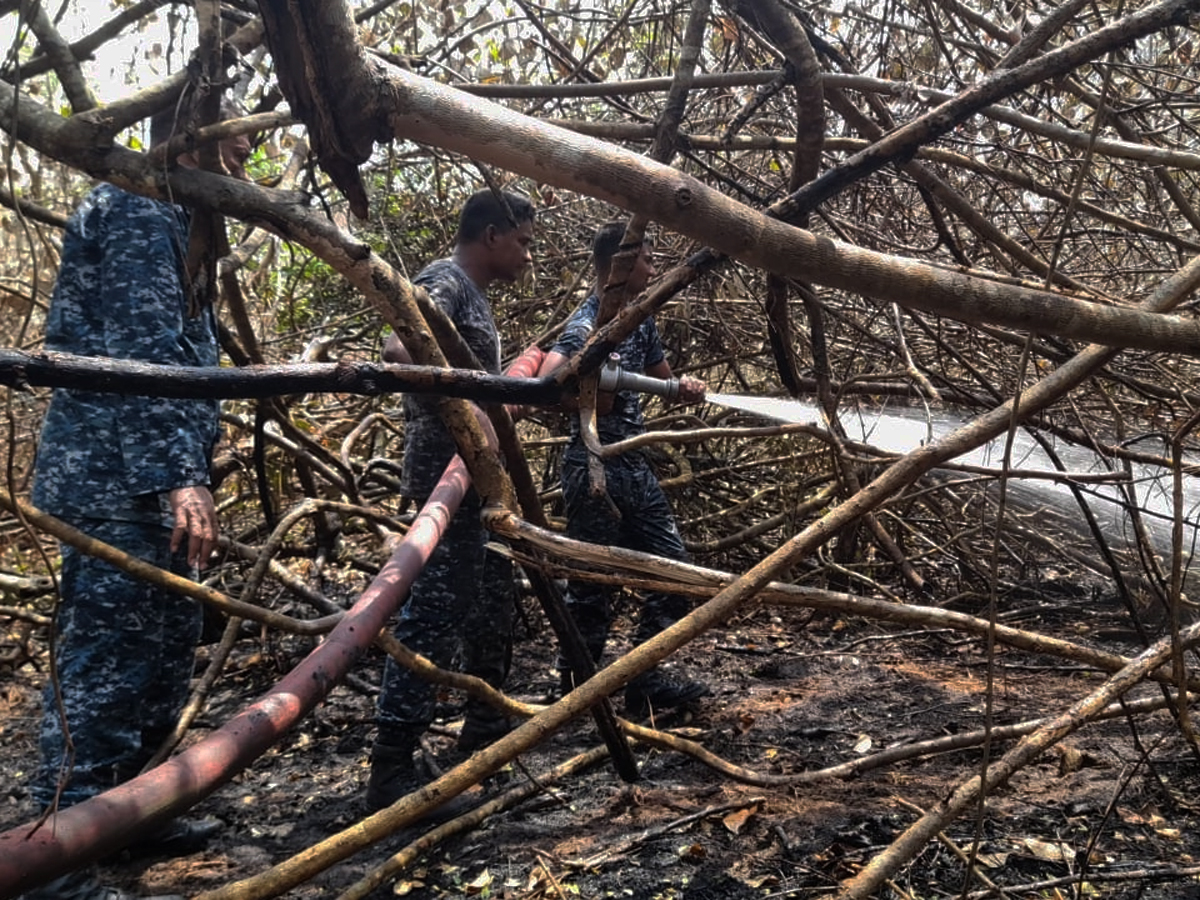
[561,448,692,662]
[33,518,201,810]
[377,491,514,737]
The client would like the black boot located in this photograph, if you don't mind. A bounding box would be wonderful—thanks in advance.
[624,667,709,717]
[109,817,223,862]
[19,870,183,900]
[365,737,420,813]
[365,735,481,820]
[555,632,606,698]
[457,702,516,753]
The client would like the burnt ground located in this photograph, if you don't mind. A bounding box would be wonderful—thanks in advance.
[4,577,1200,900]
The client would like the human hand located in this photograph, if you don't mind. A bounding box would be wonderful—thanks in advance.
[678,375,706,404]
[382,332,413,364]
[169,485,219,569]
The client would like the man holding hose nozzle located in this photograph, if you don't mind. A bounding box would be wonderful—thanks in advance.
[537,222,709,717]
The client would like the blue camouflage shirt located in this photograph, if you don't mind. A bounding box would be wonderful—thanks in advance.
[32,183,221,526]
[552,294,666,447]
[400,258,502,498]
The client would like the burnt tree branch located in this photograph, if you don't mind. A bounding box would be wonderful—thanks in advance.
[0,350,565,405]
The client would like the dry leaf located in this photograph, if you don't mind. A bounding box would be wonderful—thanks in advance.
[741,873,780,888]
[465,869,493,894]
[723,807,756,835]
[1055,745,1085,775]
[1118,805,1165,827]
[1018,837,1073,862]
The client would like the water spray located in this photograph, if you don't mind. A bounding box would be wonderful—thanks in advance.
[596,353,823,423]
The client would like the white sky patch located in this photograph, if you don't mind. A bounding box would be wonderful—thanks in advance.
[1,5,190,104]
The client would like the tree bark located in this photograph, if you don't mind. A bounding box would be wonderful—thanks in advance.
[0,349,564,405]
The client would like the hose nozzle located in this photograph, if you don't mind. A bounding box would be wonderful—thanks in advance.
[598,353,680,401]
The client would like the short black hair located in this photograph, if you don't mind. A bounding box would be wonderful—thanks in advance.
[592,221,645,273]
[150,95,246,149]
[457,189,535,244]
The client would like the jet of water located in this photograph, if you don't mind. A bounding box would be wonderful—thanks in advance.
[708,391,1200,582]
[706,391,821,424]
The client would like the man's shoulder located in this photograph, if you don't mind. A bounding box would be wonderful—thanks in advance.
[552,294,599,354]
[83,182,169,214]
[72,183,177,234]
[637,313,662,338]
[414,257,466,288]
[417,259,492,321]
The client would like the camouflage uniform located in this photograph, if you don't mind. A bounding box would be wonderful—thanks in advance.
[552,295,691,663]
[30,183,219,809]
[377,259,514,737]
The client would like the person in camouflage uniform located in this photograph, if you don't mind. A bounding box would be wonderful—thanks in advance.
[366,189,535,814]
[24,104,251,900]
[537,222,710,716]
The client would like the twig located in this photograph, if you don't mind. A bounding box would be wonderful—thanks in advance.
[336,746,611,900]
[563,797,764,870]
[892,797,1007,896]
[532,850,570,900]
[961,864,1200,899]
[0,604,51,626]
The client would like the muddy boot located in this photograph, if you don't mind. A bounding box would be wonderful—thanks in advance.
[365,734,481,820]
[624,667,709,717]
[457,702,517,754]
[364,736,420,813]
[105,816,224,863]
[555,631,606,698]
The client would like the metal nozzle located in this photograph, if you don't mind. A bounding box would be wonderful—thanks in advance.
[598,353,680,401]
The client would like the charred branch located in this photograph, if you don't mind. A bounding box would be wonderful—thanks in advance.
[0,349,566,406]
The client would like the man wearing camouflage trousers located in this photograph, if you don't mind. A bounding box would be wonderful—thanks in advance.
[26,105,250,900]
[536,222,709,716]
[367,188,535,814]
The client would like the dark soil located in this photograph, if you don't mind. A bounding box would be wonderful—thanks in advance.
[4,577,1200,900]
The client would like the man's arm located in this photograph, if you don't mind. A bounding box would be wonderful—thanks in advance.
[95,192,223,565]
[646,360,706,403]
[536,349,569,379]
